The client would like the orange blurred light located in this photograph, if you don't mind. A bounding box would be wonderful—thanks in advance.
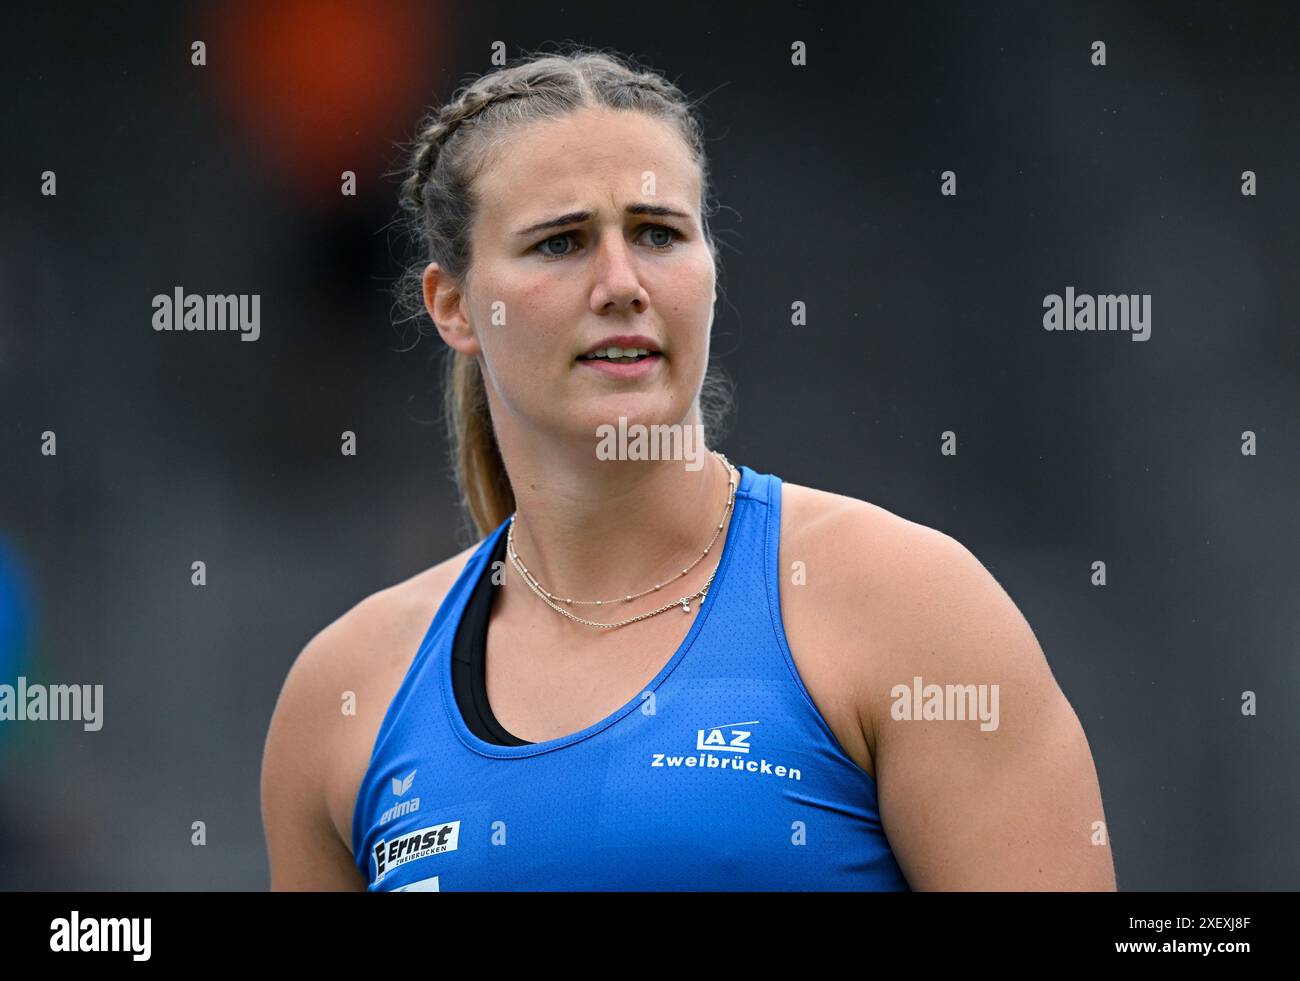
[203,0,451,204]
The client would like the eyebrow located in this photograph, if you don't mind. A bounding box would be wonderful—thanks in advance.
[512,203,693,238]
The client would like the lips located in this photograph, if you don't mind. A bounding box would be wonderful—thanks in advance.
[578,346,654,362]
[577,334,661,359]
[576,352,662,378]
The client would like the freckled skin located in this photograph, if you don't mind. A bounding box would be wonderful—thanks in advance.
[427,107,718,451]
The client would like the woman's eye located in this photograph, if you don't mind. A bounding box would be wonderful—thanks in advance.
[537,233,577,258]
[534,225,679,259]
[642,225,677,249]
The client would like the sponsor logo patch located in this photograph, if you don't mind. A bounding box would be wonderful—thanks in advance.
[372,821,460,884]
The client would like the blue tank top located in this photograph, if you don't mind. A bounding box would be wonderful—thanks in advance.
[351,464,911,891]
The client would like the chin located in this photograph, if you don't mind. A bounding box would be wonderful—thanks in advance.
[579,395,686,428]
[556,400,676,444]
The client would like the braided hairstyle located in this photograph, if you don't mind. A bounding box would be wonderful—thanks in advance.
[393,45,733,540]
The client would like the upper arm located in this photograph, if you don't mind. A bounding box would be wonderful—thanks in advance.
[842,513,1116,890]
[261,623,368,892]
[260,548,480,891]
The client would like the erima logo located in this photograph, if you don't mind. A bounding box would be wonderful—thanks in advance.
[392,769,416,796]
[372,821,460,884]
[380,797,420,825]
[380,769,419,823]
[696,720,756,753]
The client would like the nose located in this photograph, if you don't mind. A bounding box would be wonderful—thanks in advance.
[589,232,649,315]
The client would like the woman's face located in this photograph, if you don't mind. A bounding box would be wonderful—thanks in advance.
[448,107,716,449]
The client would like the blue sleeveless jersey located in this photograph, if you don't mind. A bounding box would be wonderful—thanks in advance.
[351,464,911,891]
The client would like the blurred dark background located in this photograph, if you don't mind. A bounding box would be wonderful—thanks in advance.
[1,0,1297,889]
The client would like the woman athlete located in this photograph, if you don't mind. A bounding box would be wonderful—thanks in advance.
[261,47,1116,891]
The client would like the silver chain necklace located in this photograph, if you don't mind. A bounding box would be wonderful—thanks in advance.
[505,451,738,629]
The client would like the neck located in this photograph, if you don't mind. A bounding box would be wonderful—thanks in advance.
[492,428,735,608]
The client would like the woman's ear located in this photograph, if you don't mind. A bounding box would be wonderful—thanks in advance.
[423,262,480,356]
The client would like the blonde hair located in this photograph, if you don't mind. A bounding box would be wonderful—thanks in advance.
[393,44,733,539]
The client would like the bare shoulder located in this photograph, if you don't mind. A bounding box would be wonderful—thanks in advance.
[776,479,1032,751]
[775,481,965,753]
[260,541,482,888]
[778,480,951,566]
[278,540,482,730]
[778,479,1014,648]
[777,478,1055,709]
[778,480,1115,889]
[313,543,483,687]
